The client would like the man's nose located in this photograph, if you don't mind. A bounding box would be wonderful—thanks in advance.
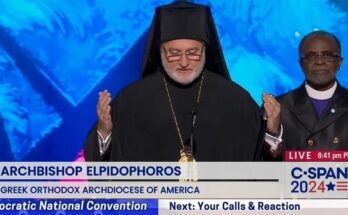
[314,55,326,64]
[179,54,189,67]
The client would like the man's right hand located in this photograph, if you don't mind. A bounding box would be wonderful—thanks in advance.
[97,90,113,139]
[262,92,281,135]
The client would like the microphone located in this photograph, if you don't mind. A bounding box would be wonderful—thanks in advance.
[190,109,197,156]
[183,108,197,158]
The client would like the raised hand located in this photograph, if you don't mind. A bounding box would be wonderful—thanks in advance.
[97,90,113,139]
[262,93,281,135]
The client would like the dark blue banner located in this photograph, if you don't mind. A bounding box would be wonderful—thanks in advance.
[0,199,158,215]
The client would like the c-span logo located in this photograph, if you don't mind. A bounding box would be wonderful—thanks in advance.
[290,167,348,193]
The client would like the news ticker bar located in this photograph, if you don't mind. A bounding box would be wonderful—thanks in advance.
[1,199,348,215]
[0,162,348,198]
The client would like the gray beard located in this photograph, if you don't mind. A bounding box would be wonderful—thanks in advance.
[161,52,205,85]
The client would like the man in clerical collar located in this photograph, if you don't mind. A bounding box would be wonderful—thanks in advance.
[264,30,348,160]
[84,1,266,161]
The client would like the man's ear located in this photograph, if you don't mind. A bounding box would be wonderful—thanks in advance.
[335,57,343,72]
[298,59,304,70]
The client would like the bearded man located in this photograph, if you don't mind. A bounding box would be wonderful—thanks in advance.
[84,2,264,161]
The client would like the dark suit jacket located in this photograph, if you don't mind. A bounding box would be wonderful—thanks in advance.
[277,83,348,153]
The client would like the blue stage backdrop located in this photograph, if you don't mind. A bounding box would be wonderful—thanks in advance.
[0,0,347,161]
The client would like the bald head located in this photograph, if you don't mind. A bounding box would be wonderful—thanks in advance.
[299,31,341,56]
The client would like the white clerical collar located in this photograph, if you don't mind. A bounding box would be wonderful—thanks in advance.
[305,81,337,100]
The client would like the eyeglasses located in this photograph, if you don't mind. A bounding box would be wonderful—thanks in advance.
[162,45,205,62]
[300,51,341,63]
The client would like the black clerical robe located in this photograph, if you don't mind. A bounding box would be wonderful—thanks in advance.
[84,69,262,161]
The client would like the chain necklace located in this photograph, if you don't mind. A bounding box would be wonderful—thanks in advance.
[162,72,204,162]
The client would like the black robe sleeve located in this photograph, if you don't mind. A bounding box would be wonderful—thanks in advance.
[83,124,111,161]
